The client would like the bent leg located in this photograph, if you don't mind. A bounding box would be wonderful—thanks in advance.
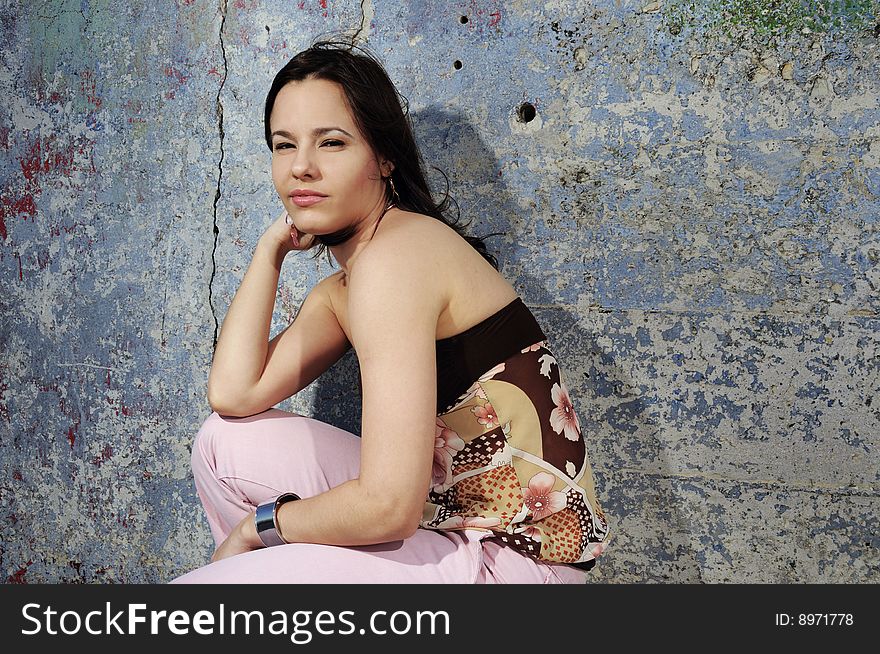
[191,409,362,546]
[183,410,587,584]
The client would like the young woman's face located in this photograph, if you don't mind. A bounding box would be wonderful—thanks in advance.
[269,77,390,236]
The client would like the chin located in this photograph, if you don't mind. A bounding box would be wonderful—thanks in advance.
[288,211,321,229]
[295,212,346,230]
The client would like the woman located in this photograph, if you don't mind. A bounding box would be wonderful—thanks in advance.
[172,39,611,584]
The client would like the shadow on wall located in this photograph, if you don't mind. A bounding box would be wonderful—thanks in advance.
[311,348,361,435]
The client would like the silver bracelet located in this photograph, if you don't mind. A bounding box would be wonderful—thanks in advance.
[254,492,301,547]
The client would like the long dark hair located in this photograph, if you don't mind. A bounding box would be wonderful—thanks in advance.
[264,38,501,270]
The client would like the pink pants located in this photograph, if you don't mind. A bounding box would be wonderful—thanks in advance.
[170,409,590,584]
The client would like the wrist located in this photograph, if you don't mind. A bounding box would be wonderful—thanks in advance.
[255,237,288,269]
[275,498,298,544]
[253,492,301,547]
[240,510,263,549]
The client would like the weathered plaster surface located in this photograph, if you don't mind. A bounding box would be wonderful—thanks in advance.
[1,1,877,582]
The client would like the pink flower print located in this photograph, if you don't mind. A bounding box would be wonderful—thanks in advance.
[436,515,502,530]
[520,341,545,353]
[432,418,465,493]
[471,401,500,429]
[549,382,581,441]
[522,471,567,521]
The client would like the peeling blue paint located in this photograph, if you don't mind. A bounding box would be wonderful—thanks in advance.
[0,0,877,584]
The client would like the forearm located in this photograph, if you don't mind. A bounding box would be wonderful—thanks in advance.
[242,480,414,550]
[208,238,286,402]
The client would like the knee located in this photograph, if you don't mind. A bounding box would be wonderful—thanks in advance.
[191,409,301,471]
[191,411,232,474]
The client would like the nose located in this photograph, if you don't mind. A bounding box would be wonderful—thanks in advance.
[290,146,318,180]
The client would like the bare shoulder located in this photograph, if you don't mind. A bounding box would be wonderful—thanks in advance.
[345,213,449,361]
[367,209,459,260]
[351,210,454,294]
[330,209,517,343]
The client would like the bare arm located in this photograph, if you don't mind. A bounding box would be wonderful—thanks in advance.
[264,241,445,546]
[207,238,285,414]
[207,216,348,417]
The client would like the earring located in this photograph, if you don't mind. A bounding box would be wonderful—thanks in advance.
[386,174,401,208]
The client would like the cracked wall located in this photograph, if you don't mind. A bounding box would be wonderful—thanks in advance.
[1,0,878,583]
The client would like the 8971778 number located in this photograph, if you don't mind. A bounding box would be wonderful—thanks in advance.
[775,614,853,626]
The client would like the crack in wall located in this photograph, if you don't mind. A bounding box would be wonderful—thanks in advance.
[209,0,229,350]
[352,0,369,43]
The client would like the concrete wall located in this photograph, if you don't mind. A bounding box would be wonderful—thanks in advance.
[1,0,877,583]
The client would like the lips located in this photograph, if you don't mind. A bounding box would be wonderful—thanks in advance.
[291,195,326,207]
[290,190,327,207]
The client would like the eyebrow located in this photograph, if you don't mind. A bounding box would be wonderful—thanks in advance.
[270,127,354,139]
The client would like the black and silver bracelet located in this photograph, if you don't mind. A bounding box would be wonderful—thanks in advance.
[254,492,301,547]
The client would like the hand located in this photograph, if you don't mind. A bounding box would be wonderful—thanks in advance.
[260,207,316,255]
[211,511,263,563]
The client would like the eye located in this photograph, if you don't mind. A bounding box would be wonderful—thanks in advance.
[273,142,293,151]
[321,140,343,147]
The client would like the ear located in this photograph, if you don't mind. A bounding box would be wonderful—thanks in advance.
[381,159,395,178]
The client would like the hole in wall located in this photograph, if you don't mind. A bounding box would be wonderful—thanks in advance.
[453,59,463,70]
[517,102,536,123]
[460,15,469,24]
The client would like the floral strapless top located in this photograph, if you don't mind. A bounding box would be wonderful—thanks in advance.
[422,297,612,570]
